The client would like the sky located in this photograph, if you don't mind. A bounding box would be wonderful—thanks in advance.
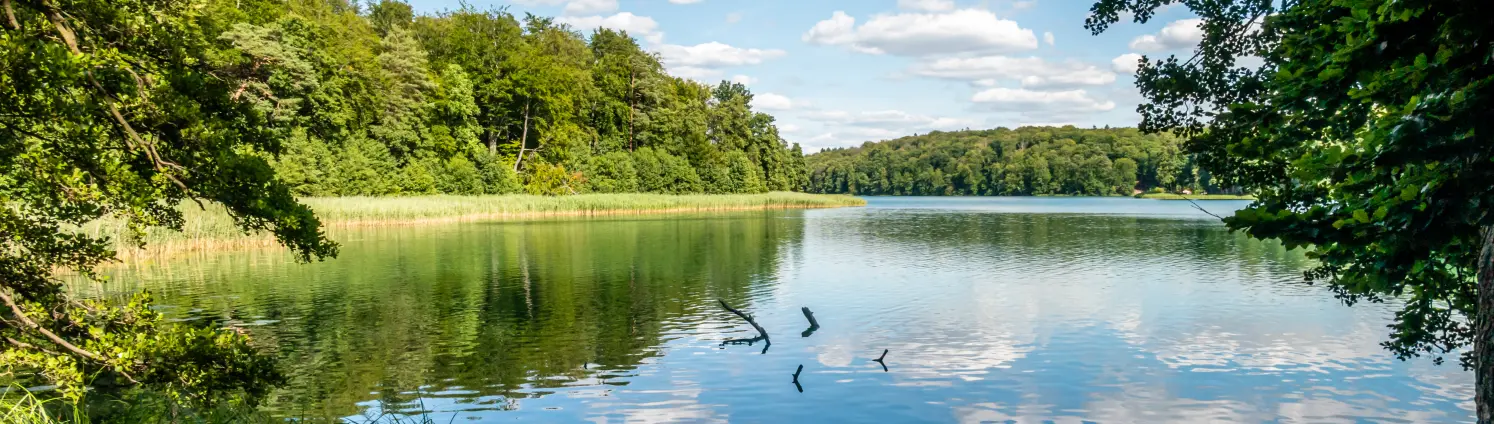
[406,0,1203,152]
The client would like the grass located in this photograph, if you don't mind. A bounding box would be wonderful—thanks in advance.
[1,385,460,424]
[1135,193,1256,200]
[74,192,864,260]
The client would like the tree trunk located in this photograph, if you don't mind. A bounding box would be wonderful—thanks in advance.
[1478,224,1494,423]
[628,65,636,151]
[514,102,530,172]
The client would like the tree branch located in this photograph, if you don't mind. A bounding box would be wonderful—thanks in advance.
[800,306,819,337]
[0,288,103,362]
[718,299,769,346]
[2,0,18,30]
[36,0,197,200]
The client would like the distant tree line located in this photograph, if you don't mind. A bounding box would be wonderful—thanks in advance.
[805,126,1235,196]
[218,0,806,197]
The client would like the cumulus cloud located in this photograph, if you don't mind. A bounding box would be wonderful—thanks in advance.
[802,128,905,151]
[1128,18,1202,52]
[803,9,1038,56]
[562,0,617,16]
[655,42,786,68]
[751,93,797,111]
[1043,31,1054,46]
[897,0,955,12]
[971,88,1115,113]
[1111,53,1143,74]
[558,12,664,44]
[730,74,756,85]
[668,66,721,82]
[910,56,1116,89]
[804,110,974,130]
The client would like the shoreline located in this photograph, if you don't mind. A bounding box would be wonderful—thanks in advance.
[87,192,865,262]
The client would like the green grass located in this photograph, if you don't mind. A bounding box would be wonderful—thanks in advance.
[74,192,864,260]
[1135,193,1256,200]
[1,386,452,424]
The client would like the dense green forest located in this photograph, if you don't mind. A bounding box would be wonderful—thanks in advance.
[210,0,806,197]
[804,126,1234,196]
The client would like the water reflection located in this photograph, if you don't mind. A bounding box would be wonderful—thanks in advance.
[86,198,1472,422]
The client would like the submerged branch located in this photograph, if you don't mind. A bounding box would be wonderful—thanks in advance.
[718,299,770,346]
[872,349,889,372]
[791,364,804,393]
[800,307,820,338]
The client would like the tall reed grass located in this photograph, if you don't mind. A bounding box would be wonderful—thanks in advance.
[74,192,864,260]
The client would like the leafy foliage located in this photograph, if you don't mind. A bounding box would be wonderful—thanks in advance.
[0,0,337,410]
[208,1,809,199]
[1086,0,1493,376]
[805,126,1227,196]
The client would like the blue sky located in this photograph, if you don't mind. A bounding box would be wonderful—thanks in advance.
[407,0,1203,151]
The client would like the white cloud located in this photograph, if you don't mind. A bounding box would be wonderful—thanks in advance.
[802,128,905,151]
[1011,1,1036,11]
[558,12,664,44]
[897,0,955,12]
[730,74,756,85]
[1128,18,1202,52]
[778,123,802,134]
[725,12,743,24]
[910,56,1116,89]
[1042,31,1054,46]
[752,93,797,111]
[656,42,786,68]
[803,9,1038,56]
[804,110,974,130]
[971,87,1115,112]
[669,66,722,82]
[1111,53,1143,74]
[562,0,617,16]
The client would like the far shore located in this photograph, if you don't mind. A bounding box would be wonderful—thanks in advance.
[81,192,865,262]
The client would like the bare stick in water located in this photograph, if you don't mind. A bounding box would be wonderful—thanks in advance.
[792,364,805,392]
[873,349,889,372]
[718,299,770,346]
[800,307,820,337]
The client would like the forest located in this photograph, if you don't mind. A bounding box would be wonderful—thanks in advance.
[804,126,1234,196]
[210,0,807,197]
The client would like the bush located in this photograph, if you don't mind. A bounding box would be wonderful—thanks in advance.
[586,152,639,193]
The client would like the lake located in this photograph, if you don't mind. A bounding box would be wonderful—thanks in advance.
[89,197,1474,423]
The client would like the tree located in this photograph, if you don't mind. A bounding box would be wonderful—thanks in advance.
[1087,0,1493,418]
[1,0,335,408]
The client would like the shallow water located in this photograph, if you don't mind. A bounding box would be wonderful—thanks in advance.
[89,197,1474,423]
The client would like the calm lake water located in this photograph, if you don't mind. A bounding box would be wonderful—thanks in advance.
[90,197,1474,423]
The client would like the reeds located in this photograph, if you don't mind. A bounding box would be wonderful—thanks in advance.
[74,192,864,260]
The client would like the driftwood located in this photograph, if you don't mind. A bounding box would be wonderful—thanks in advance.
[791,364,805,392]
[873,349,889,372]
[800,307,820,338]
[718,299,770,345]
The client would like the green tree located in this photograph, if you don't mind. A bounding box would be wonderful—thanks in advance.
[1087,0,1494,417]
[1,0,335,408]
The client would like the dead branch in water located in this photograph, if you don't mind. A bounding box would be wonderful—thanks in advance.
[872,349,889,372]
[792,364,805,392]
[800,306,820,337]
[718,299,770,346]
